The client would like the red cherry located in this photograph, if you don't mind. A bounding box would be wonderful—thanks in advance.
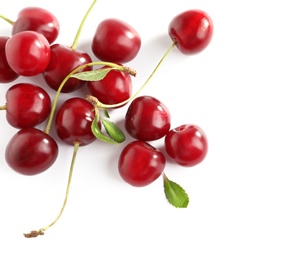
[92,18,141,63]
[118,140,166,187]
[168,9,213,55]
[55,97,97,146]
[12,7,60,44]
[87,65,132,107]
[4,83,51,128]
[5,128,58,175]
[0,36,19,83]
[124,95,171,141]
[43,44,92,93]
[5,31,51,76]
[164,124,208,167]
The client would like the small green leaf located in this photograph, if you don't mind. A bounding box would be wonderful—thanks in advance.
[163,174,189,208]
[91,116,118,144]
[71,68,114,81]
[102,119,126,143]
[103,109,110,118]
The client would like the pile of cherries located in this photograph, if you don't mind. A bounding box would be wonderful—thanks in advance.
[0,0,213,237]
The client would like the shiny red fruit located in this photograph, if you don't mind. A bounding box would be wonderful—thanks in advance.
[5,83,51,128]
[87,65,132,107]
[118,140,166,187]
[55,97,97,146]
[12,7,60,44]
[0,36,19,83]
[164,124,208,167]
[124,95,171,141]
[43,44,92,93]
[5,128,58,175]
[92,18,141,63]
[168,9,213,55]
[5,31,51,76]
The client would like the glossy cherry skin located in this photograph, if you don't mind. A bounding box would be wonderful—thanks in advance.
[12,7,60,44]
[168,9,213,55]
[5,31,51,76]
[92,18,141,63]
[87,65,132,107]
[5,128,58,175]
[0,36,19,83]
[124,95,171,141]
[118,140,166,187]
[5,83,51,129]
[55,97,97,146]
[164,124,208,167]
[43,44,92,93]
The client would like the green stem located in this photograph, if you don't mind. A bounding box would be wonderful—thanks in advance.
[70,0,97,50]
[44,61,130,135]
[23,141,81,238]
[0,14,14,25]
[87,41,176,109]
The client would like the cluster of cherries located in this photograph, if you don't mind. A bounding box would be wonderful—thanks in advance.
[0,0,213,237]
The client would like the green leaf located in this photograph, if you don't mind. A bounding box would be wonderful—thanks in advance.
[102,119,126,143]
[103,109,110,118]
[91,116,118,144]
[163,174,189,208]
[71,68,114,81]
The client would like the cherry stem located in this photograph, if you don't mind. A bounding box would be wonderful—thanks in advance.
[44,61,134,135]
[70,0,97,50]
[86,41,176,109]
[23,141,81,238]
[0,104,7,110]
[0,14,14,25]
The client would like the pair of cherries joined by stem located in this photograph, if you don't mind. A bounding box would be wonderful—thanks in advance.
[1,4,213,237]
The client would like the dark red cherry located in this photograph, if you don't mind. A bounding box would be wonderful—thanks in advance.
[164,124,208,167]
[87,65,132,107]
[5,128,58,175]
[118,140,166,187]
[0,36,19,83]
[168,9,213,55]
[5,31,51,76]
[4,83,51,128]
[12,7,60,44]
[124,95,171,141]
[91,18,141,63]
[43,44,92,93]
[55,97,97,146]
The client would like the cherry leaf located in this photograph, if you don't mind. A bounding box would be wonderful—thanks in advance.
[91,116,118,144]
[102,118,126,143]
[103,108,110,118]
[163,174,189,208]
[71,68,114,81]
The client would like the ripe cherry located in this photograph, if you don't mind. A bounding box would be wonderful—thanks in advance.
[1,83,51,129]
[5,128,58,175]
[5,30,51,76]
[24,97,98,237]
[55,97,97,146]
[42,0,96,93]
[87,65,132,107]
[0,36,19,83]
[11,7,60,44]
[164,124,208,167]
[168,9,213,55]
[43,44,92,93]
[118,140,166,187]
[92,18,141,63]
[124,95,171,141]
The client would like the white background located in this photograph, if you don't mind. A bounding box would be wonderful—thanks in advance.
[1,0,306,259]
